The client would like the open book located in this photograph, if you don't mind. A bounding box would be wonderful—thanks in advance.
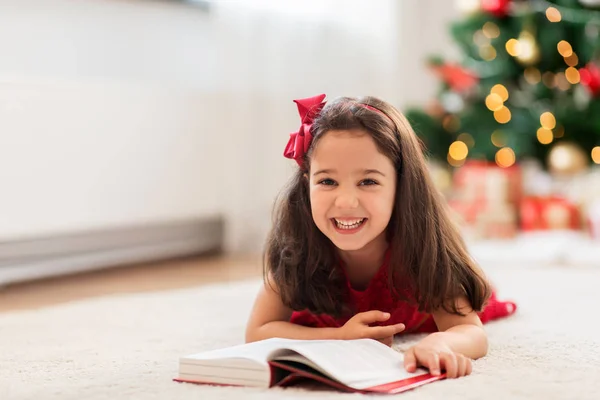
[174,338,445,394]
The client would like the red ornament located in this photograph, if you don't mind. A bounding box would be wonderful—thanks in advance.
[580,62,600,97]
[481,0,511,17]
[430,63,479,93]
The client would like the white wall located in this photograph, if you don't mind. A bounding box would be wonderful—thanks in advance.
[0,0,222,242]
[0,0,459,253]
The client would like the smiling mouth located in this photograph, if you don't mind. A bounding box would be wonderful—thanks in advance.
[332,218,367,230]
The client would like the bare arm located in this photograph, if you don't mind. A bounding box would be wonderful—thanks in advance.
[431,296,488,359]
[244,274,341,343]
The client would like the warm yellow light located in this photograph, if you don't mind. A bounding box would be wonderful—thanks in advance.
[524,67,541,84]
[537,127,554,144]
[495,147,516,168]
[565,67,580,84]
[542,72,557,88]
[480,45,497,61]
[491,130,506,147]
[565,53,579,67]
[554,125,565,138]
[556,72,571,91]
[506,39,521,56]
[592,146,600,164]
[557,40,573,57]
[442,115,460,132]
[457,133,475,148]
[485,93,504,111]
[483,22,500,38]
[540,112,557,129]
[546,7,562,22]
[447,152,466,167]
[491,84,509,101]
[449,141,469,160]
[517,32,539,64]
[494,106,512,124]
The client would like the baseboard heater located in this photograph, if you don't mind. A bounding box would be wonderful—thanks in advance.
[0,216,224,287]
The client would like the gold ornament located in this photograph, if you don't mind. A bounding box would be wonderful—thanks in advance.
[515,30,540,66]
[547,141,588,175]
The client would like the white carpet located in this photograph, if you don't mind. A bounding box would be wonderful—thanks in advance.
[1,263,599,400]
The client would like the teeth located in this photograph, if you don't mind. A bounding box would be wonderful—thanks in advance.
[334,218,365,229]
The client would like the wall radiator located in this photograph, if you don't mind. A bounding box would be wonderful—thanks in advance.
[0,216,224,287]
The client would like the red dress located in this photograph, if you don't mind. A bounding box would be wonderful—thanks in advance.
[290,250,517,333]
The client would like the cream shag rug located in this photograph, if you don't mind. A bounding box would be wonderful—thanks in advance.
[1,264,599,400]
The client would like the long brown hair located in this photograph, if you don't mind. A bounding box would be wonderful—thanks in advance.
[265,96,491,317]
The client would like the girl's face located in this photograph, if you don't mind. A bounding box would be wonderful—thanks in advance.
[308,129,397,253]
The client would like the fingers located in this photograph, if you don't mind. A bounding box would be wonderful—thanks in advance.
[365,324,405,339]
[403,347,417,372]
[368,323,405,338]
[456,354,466,378]
[456,354,472,377]
[439,353,472,378]
[439,352,457,378]
[428,353,441,376]
[356,310,391,324]
[391,323,406,334]
[403,344,472,379]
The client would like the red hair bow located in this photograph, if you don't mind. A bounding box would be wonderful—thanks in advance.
[283,94,327,167]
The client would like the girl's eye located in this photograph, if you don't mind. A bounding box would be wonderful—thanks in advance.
[360,179,378,186]
[318,178,336,186]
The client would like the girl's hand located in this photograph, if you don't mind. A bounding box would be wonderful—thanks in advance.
[338,311,405,345]
[403,333,473,379]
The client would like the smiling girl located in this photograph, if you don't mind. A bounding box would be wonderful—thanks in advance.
[245,94,517,379]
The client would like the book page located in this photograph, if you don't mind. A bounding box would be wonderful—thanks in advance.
[271,339,429,390]
[182,338,301,366]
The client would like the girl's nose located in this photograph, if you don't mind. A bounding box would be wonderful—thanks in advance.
[334,188,359,209]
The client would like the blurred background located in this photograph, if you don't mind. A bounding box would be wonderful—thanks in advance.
[1,0,599,300]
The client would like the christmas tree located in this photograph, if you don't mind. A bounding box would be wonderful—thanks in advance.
[406,0,600,173]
